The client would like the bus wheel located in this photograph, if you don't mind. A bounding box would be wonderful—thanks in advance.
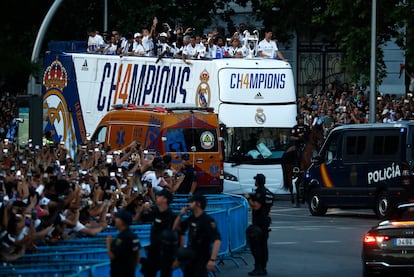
[308,190,327,216]
[374,192,392,219]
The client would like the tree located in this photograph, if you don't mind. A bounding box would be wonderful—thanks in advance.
[247,0,414,86]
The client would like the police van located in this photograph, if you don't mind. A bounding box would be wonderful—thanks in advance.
[303,123,414,218]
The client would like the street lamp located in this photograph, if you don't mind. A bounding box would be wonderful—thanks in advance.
[28,0,64,96]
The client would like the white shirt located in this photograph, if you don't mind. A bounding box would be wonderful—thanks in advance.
[121,40,134,55]
[87,34,105,52]
[205,44,217,59]
[183,43,199,57]
[258,39,278,58]
[142,36,154,56]
[133,42,146,56]
[141,171,168,191]
[227,46,243,57]
[409,76,414,93]
[104,43,117,55]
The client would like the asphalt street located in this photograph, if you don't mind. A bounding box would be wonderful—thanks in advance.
[216,197,379,277]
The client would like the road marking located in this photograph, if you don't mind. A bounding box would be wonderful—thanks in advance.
[313,240,341,244]
[271,241,298,245]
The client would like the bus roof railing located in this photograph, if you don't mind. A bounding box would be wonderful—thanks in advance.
[111,103,215,113]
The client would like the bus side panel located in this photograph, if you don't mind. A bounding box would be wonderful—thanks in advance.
[42,53,87,156]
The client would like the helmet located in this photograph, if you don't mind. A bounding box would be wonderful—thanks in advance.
[176,246,195,265]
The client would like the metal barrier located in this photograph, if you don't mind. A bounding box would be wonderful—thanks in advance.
[4,193,248,276]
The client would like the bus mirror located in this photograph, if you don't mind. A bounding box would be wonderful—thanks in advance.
[311,155,322,164]
[327,151,333,161]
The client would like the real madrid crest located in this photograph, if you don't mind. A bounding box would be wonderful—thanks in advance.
[196,69,211,107]
[255,108,266,124]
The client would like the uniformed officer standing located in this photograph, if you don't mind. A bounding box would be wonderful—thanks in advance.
[138,189,177,277]
[245,174,273,276]
[290,114,310,169]
[106,209,141,277]
[175,153,197,194]
[173,194,221,277]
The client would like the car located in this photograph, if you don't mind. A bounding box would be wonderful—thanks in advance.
[362,203,414,276]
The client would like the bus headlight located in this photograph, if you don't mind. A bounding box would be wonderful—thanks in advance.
[223,171,239,182]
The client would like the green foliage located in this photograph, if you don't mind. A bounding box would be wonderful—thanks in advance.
[1,0,413,93]
[249,0,414,86]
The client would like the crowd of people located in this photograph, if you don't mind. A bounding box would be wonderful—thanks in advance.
[1,72,414,264]
[0,123,201,263]
[298,80,414,137]
[87,19,287,61]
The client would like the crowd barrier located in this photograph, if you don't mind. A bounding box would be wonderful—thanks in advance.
[0,193,249,276]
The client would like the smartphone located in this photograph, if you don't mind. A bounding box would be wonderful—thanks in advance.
[2,149,8,154]
[117,168,122,173]
[60,165,66,173]
[106,155,113,164]
[110,172,115,178]
[16,170,22,176]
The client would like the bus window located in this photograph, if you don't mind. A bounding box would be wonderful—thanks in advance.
[224,127,291,163]
[344,134,367,162]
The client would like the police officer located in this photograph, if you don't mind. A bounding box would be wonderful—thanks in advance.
[290,114,310,170]
[138,189,177,277]
[173,194,221,277]
[245,174,273,276]
[175,153,197,194]
[106,209,141,277]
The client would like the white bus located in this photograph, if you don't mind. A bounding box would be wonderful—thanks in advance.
[42,52,296,193]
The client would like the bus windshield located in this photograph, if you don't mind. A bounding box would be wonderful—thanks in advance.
[164,128,219,153]
[223,127,291,164]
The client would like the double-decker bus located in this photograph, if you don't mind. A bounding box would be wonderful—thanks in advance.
[42,51,296,193]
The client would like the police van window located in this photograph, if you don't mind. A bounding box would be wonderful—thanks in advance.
[324,133,339,162]
[91,126,107,144]
[372,134,400,160]
[344,135,367,162]
[165,128,218,153]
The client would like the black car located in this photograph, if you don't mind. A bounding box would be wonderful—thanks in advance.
[362,203,414,276]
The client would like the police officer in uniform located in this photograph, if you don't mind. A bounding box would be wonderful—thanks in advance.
[175,153,197,194]
[139,189,178,277]
[173,194,221,277]
[290,114,310,171]
[245,174,273,276]
[106,209,141,277]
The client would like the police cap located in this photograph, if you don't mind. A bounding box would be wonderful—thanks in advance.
[114,209,133,225]
[253,173,266,185]
[189,194,207,209]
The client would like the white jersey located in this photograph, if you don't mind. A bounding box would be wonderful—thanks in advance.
[409,75,414,93]
[183,43,200,57]
[142,36,154,56]
[87,34,105,52]
[227,46,243,57]
[133,42,146,56]
[258,39,278,58]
